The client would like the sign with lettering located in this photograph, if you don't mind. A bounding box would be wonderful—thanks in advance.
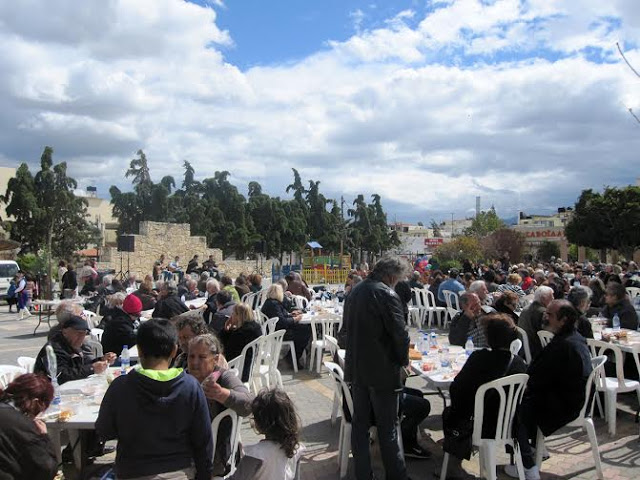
[424,238,444,246]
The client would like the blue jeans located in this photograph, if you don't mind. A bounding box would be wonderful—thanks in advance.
[351,385,407,480]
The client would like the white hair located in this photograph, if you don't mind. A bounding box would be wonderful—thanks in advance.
[468,280,486,293]
[534,286,554,302]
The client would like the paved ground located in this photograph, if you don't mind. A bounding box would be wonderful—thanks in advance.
[1,306,639,479]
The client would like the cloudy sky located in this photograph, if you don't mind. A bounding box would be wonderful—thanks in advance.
[0,0,639,223]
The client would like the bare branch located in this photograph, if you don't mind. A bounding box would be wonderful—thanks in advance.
[629,108,640,125]
[617,42,640,78]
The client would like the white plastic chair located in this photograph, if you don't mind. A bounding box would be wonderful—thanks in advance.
[324,357,343,426]
[324,336,345,425]
[83,310,98,328]
[426,290,447,328]
[0,365,26,388]
[255,330,285,390]
[265,316,299,374]
[226,355,242,379]
[292,295,309,310]
[309,317,340,374]
[515,327,532,363]
[17,356,36,373]
[443,290,460,327]
[537,330,554,348]
[626,287,640,298]
[509,339,523,356]
[233,335,262,391]
[440,373,530,480]
[90,328,104,343]
[587,339,640,436]
[211,408,241,479]
[410,288,427,328]
[533,355,607,479]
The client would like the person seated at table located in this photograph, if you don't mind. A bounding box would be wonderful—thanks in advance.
[198,271,210,293]
[97,319,213,480]
[209,290,237,334]
[437,268,465,305]
[219,303,263,382]
[202,279,221,325]
[220,275,241,303]
[97,292,126,327]
[506,301,592,480]
[249,273,263,293]
[178,277,200,302]
[168,256,184,282]
[187,334,253,476]
[202,255,220,278]
[497,273,526,298]
[448,292,483,347]
[133,276,157,311]
[409,271,424,290]
[517,286,554,360]
[35,316,116,385]
[101,294,142,358]
[567,286,594,339]
[229,389,304,480]
[601,282,637,330]
[152,281,189,319]
[262,284,311,366]
[235,275,251,299]
[187,254,200,275]
[284,272,312,301]
[0,373,57,480]
[495,290,519,324]
[124,273,137,291]
[443,314,527,479]
[174,315,211,369]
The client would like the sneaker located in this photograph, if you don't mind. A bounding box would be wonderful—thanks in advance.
[504,463,540,480]
[404,444,432,459]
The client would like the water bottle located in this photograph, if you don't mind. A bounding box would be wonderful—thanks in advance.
[422,334,430,355]
[465,336,474,356]
[121,345,130,374]
[430,331,438,349]
[612,313,620,332]
[50,379,61,413]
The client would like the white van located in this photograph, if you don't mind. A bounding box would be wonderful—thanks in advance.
[0,260,20,299]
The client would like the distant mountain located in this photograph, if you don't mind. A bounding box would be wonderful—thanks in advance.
[501,216,518,226]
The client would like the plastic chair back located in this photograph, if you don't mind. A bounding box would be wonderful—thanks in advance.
[17,356,36,373]
[265,317,279,335]
[537,330,554,348]
[211,408,240,476]
[509,339,522,356]
[579,355,607,420]
[292,295,309,310]
[626,287,640,298]
[0,365,26,388]
[90,328,104,343]
[325,334,339,358]
[587,339,626,389]
[515,326,532,363]
[238,335,263,388]
[472,373,529,445]
[324,361,353,423]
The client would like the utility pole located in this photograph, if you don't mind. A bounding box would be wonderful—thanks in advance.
[451,212,454,238]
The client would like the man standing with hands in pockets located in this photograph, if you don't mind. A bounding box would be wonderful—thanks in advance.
[344,256,411,480]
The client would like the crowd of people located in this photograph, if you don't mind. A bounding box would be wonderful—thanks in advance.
[2,251,639,480]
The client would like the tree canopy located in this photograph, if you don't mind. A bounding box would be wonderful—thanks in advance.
[463,206,505,237]
[565,186,640,259]
[109,153,398,260]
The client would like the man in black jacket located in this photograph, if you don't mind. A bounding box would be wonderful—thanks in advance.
[101,294,141,358]
[448,292,482,347]
[210,290,235,333]
[35,316,116,384]
[344,256,410,480]
[152,281,189,319]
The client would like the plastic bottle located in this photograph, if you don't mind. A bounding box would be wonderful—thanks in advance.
[612,313,620,332]
[465,336,474,356]
[121,345,130,374]
[422,334,430,355]
[50,379,61,413]
[430,331,438,349]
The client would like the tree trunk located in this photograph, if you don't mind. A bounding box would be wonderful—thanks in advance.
[46,226,53,300]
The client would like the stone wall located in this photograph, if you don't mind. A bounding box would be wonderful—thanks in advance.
[101,221,222,279]
[100,221,273,281]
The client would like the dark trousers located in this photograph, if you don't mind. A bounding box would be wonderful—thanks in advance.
[351,384,407,480]
[400,387,431,446]
[283,324,312,360]
[515,397,537,469]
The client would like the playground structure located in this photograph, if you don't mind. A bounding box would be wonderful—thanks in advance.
[301,241,351,285]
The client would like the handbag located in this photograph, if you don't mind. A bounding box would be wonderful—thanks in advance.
[442,353,516,460]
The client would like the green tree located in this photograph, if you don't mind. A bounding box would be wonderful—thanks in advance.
[536,240,561,262]
[482,229,526,263]
[565,186,640,259]
[430,220,442,237]
[464,207,505,237]
[4,147,97,297]
[434,236,483,263]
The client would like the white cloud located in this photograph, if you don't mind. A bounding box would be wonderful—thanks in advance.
[0,0,638,223]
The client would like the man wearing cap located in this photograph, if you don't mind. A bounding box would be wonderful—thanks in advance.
[102,294,142,358]
[34,316,116,385]
[437,268,466,304]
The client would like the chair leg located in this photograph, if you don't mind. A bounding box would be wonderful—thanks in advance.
[479,443,497,480]
[290,344,298,373]
[584,418,604,479]
[340,424,351,479]
[308,346,315,372]
[513,443,526,480]
[316,347,323,374]
[439,452,450,480]
[331,391,340,426]
[534,428,545,468]
[605,389,617,436]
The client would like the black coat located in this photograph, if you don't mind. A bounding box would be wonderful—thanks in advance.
[133,290,157,311]
[152,294,189,319]
[101,309,137,356]
[448,311,475,347]
[525,329,592,436]
[449,349,527,438]
[219,321,263,382]
[34,331,97,385]
[0,402,58,480]
[601,299,638,330]
[517,300,546,360]
[211,301,236,333]
[261,298,295,331]
[343,277,410,390]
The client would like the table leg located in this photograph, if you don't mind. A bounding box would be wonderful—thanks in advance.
[33,309,44,335]
[48,427,62,465]
[68,429,83,472]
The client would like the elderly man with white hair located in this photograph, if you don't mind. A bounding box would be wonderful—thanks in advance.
[517,285,554,359]
[468,279,497,314]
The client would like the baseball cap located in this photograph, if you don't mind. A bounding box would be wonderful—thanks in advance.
[123,294,143,315]
[62,315,91,332]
